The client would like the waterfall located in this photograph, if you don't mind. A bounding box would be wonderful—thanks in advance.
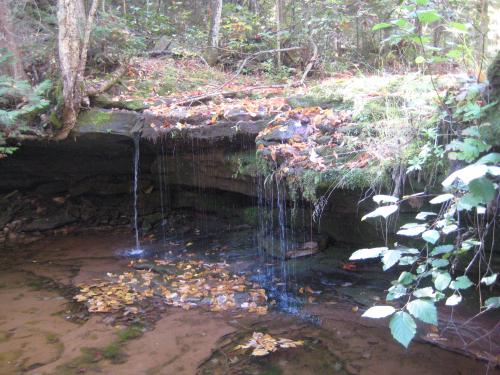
[157,138,167,245]
[257,173,298,313]
[133,134,141,250]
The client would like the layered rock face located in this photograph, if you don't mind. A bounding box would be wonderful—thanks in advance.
[0,105,385,246]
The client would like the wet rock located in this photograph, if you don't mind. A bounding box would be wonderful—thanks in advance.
[35,181,69,195]
[223,106,256,122]
[142,213,164,232]
[151,35,171,56]
[258,120,312,144]
[22,213,77,232]
[286,241,319,260]
[69,176,130,196]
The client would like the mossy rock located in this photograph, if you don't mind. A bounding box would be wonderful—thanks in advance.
[76,108,142,136]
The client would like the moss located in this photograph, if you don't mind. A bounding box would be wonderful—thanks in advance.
[0,350,22,369]
[102,342,127,364]
[77,109,114,128]
[117,324,144,342]
[93,95,147,111]
[49,110,63,129]
[55,348,101,375]
[0,330,10,343]
[229,152,258,178]
[46,332,60,344]
[242,206,259,226]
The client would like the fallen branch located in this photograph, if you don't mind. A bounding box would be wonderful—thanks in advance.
[300,38,318,85]
[222,46,302,88]
[85,63,129,97]
[173,84,288,107]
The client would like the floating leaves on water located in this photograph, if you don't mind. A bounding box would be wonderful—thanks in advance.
[74,257,269,316]
[74,281,143,313]
[234,332,304,356]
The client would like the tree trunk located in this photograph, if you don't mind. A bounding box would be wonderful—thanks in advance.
[0,0,27,80]
[248,0,259,13]
[207,0,223,66]
[56,0,99,140]
[275,0,284,68]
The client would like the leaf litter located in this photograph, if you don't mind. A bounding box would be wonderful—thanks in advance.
[74,257,269,316]
[234,332,304,356]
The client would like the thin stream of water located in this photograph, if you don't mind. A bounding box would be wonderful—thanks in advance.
[133,134,141,250]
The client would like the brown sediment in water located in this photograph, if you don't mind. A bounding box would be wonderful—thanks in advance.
[0,232,497,375]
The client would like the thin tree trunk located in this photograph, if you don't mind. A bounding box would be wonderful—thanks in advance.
[207,0,223,66]
[276,0,283,68]
[248,0,258,13]
[476,0,488,79]
[0,0,27,80]
[56,0,99,140]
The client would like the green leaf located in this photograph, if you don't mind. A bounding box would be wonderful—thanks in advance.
[413,287,436,298]
[446,49,462,59]
[389,312,416,348]
[431,258,449,268]
[434,272,451,291]
[407,299,437,325]
[387,284,407,301]
[451,275,473,290]
[397,225,426,237]
[429,194,454,204]
[447,22,469,33]
[350,247,387,260]
[392,19,411,28]
[442,224,458,235]
[422,230,440,244]
[417,10,441,24]
[398,271,414,285]
[362,305,396,318]
[445,293,462,306]
[484,297,500,309]
[415,56,425,64]
[373,195,399,204]
[415,212,437,220]
[382,250,402,271]
[488,166,500,176]
[481,274,498,286]
[362,205,398,221]
[468,177,496,203]
[416,264,427,274]
[457,193,483,211]
[416,0,429,5]
[442,165,489,187]
[399,256,418,266]
[372,22,392,31]
[476,152,500,165]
